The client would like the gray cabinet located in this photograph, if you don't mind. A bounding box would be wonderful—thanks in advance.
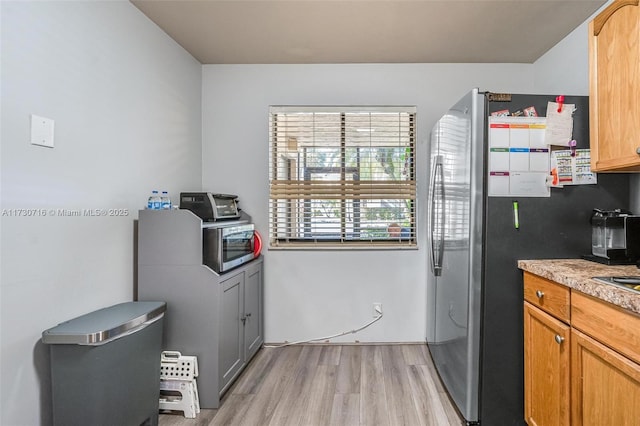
[218,261,263,393]
[219,272,243,393]
[137,209,263,409]
[243,263,262,361]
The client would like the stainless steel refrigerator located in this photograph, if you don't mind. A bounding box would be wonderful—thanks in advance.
[426,88,630,425]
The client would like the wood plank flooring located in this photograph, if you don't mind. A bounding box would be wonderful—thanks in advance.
[159,344,464,426]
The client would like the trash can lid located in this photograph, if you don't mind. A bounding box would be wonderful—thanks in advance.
[42,301,166,345]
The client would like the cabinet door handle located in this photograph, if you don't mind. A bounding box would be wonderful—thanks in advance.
[555,335,565,344]
[636,147,640,155]
[536,290,544,298]
[240,313,252,326]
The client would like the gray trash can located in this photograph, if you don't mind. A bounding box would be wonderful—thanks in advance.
[42,301,166,426]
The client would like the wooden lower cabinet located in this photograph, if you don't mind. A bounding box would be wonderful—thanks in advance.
[524,272,640,425]
[524,302,571,426]
[571,328,640,425]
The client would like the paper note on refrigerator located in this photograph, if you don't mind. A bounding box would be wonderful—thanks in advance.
[488,117,550,197]
[544,101,576,146]
[551,149,597,185]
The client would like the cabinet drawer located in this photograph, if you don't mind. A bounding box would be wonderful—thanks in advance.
[572,291,640,365]
[523,272,570,323]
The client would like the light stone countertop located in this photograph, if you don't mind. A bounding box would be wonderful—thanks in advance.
[518,259,640,315]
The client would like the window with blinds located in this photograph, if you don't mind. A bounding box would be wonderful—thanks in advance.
[269,106,417,249]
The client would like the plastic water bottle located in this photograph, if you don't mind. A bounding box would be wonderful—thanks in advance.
[147,190,161,210]
[147,191,156,209]
[161,191,171,210]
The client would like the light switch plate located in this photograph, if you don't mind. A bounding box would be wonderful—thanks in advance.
[30,114,55,148]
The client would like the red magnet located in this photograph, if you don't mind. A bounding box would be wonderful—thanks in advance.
[556,95,565,113]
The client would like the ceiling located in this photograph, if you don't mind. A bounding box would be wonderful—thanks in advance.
[130,0,606,64]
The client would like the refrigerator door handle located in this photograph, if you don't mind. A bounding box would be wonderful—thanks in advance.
[430,155,445,276]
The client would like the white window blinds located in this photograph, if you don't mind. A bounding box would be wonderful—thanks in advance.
[269,106,417,249]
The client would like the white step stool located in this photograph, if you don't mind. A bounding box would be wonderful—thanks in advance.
[159,351,200,418]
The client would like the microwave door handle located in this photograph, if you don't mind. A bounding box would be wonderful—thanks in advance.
[430,155,445,277]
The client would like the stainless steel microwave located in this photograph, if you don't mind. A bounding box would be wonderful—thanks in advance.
[202,222,255,273]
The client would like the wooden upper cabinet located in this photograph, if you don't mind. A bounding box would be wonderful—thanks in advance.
[589,0,640,171]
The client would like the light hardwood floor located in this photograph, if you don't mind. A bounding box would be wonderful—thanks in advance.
[159,344,464,426]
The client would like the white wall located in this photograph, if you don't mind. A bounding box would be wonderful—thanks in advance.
[0,2,202,425]
[202,64,535,344]
[533,20,591,96]
[533,0,640,212]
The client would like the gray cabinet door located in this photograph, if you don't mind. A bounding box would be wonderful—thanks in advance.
[243,262,263,361]
[219,272,243,391]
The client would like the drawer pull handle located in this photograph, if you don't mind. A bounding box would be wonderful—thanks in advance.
[555,335,565,344]
[536,290,544,298]
[636,147,640,155]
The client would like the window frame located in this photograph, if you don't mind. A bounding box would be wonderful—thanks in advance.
[268,105,417,250]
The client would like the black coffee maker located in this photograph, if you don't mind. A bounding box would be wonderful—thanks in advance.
[587,209,640,265]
